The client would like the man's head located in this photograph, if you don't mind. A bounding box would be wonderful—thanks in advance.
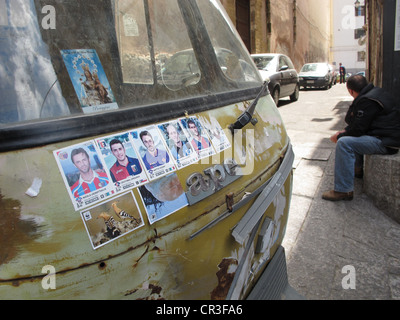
[166,124,180,144]
[71,148,91,174]
[140,130,155,152]
[110,139,127,163]
[187,119,199,137]
[346,74,368,97]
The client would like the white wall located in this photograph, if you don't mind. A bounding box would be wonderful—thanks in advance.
[331,0,366,73]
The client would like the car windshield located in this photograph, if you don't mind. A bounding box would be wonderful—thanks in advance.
[301,63,327,73]
[252,56,274,71]
[0,0,261,126]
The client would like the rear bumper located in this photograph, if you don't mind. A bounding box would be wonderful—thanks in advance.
[225,143,297,299]
[231,143,294,245]
[246,246,304,300]
[300,78,329,87]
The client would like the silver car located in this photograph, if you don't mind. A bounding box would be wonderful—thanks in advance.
[299,63,334,90]
[251,53,300,106]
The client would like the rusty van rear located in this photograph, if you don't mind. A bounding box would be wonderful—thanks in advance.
[0,0,294,300]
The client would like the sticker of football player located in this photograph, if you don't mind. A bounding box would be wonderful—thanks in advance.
[53,141,114,211]
[180,116,215,160]
[157,120,198,169]
[95,133,148,193]
[109,138,142,182]
[69,147,110,197]
[130,125,176,181]
[197,115,231,153]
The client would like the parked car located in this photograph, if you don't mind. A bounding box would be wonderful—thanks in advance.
[251,53,299,105]
[299,62,334,90]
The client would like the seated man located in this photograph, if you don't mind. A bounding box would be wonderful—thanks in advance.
[322,74,400,201]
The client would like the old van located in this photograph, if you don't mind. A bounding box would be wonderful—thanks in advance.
[0,0,294,300]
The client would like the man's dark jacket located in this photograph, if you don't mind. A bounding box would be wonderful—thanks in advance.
[338,83,400,153]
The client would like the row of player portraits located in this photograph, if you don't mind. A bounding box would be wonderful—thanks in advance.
[54,115,230,212]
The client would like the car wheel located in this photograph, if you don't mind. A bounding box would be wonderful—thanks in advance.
[272,87,280,106]
[290,84,300,101]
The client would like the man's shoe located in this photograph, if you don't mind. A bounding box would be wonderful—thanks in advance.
[322,190,353,201]
[354,167,363,179]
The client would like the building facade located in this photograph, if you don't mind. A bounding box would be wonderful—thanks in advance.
[331,0,367,74]
[220,0,332,70]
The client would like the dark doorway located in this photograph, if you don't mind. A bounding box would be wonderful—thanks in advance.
[236,0,251,52]
[382,0,400,105]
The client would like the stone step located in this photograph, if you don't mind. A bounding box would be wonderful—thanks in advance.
[364,152,400,223]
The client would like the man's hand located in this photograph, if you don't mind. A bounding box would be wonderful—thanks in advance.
[330,130,345,143]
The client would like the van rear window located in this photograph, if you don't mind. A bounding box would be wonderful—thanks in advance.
[0,0,260,126]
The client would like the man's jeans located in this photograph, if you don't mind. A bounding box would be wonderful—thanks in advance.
[334,135,388,192]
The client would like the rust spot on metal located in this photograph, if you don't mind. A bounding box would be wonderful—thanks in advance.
[148,284,162,295]
[98,261,106,270]
[124,283,164,300]
[225,192,234,212]
[12,280,20,287]
[210,258,238,300]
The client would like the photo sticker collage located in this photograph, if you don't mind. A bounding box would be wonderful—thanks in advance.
[54,116,230,249]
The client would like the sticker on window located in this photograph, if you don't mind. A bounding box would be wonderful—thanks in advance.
[122,14,139,37]
[61,49,118,114]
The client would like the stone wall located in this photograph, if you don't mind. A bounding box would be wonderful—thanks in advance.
[364,153,400,223]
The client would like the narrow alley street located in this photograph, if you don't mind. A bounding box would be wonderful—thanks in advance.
[278,84,400,300]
